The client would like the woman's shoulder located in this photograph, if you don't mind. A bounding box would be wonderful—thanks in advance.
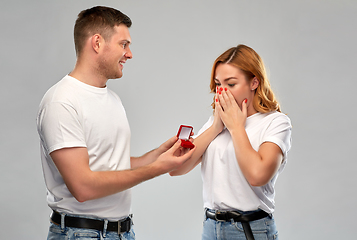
[250,111,291,129]
[263,111,292,131]
[263,111,291,122]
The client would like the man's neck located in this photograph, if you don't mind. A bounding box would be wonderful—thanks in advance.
[69,62,108,88]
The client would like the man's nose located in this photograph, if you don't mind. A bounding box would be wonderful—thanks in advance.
[124,47,133,59]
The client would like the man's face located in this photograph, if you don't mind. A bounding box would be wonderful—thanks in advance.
[98,24,132,79]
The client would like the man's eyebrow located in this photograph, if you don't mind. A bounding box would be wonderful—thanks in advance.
[120,40,131,44]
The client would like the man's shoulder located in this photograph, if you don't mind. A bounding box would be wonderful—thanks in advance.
[39,76,77,107]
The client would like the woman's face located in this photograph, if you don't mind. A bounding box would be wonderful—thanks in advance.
[214,63,254,108]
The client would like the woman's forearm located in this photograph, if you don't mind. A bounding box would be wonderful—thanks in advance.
[170,126,221,176]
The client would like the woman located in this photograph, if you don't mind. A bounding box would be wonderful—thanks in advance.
[170,44,292,240]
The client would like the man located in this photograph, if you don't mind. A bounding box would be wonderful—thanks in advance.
[36,6,195,240]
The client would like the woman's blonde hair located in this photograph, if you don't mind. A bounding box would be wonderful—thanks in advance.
[210,44,281,113]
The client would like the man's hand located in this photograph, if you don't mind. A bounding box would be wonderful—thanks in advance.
[156,136,179,155]
[157,132,194,156]
[154,138,196,174]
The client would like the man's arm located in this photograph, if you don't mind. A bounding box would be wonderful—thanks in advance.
[50,138,195,203]
[131,136,188,169]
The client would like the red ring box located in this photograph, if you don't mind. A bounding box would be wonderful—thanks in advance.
[177,125,195,149]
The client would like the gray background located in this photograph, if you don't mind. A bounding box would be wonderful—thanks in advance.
[1,0,356,239]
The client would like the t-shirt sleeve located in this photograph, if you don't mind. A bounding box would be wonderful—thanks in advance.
[37,102,87,154]
[262,114,292,157]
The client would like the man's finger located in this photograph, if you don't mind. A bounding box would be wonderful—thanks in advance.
[168,139,182,154]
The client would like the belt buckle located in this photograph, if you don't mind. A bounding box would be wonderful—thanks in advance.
[215,210,225,222]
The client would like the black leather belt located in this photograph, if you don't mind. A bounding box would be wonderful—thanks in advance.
[50,211,132,234]
[205,209,270,240]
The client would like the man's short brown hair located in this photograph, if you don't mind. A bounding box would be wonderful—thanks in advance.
[74,6,132,56]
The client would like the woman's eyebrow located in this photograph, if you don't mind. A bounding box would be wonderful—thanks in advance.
[214,77,238,82]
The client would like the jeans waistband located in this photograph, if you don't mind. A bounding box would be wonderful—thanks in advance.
[205,208,270,222]
[50,211,132,234]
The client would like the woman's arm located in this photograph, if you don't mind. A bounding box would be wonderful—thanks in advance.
[170,92,224,176]
[169,125,221,176]
[216,89,283,186]
[229,127,283,186]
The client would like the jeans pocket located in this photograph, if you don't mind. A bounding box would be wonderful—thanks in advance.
[121,228,136,240]
[49,223,64,234]
[73,230,100,239]
[48,223,67,240]
[233,221,268,234]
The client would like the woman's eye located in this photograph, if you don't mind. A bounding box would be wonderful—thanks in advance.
[215,83,221,86]
[228,84,235,87]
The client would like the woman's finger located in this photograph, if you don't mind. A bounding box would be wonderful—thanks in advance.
[217,89,227,110]
[224,88,236,106]
[241,98,248,117]
[215,95,224,115]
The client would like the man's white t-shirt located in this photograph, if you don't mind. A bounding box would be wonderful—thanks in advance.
[37,75,131,221]
[197,111,292,214]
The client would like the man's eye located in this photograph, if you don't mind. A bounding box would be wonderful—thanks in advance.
[122,43,127,48]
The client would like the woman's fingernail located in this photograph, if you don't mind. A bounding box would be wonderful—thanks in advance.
[244,99,247,103]
[216,98,218,102]
[220,87,223,91]
[218,91,221,94]
[224,88,227,91]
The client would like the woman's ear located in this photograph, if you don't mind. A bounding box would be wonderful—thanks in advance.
[251,77,259,91]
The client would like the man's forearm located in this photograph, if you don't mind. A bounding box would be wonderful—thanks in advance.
[130,148,160,169]
[76,163,165,202]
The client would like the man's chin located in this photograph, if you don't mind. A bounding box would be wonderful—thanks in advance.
[108,72,123,80]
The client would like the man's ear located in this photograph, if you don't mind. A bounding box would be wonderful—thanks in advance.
[251,77,259,91]
[91,34,103,53]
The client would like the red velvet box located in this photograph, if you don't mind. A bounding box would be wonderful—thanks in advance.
[177,125,195,149]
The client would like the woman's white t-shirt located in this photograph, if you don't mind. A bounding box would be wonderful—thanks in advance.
[197,111,292,213]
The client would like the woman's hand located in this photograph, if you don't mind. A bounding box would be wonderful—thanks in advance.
[212,91,225,134]
[215,87,247,133]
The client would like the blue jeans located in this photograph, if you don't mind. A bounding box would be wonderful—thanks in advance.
[47,214,135,240]
[202,210,278,240]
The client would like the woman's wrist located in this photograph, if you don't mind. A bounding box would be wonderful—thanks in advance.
[210,124,223,137]
[227,124,245,137]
